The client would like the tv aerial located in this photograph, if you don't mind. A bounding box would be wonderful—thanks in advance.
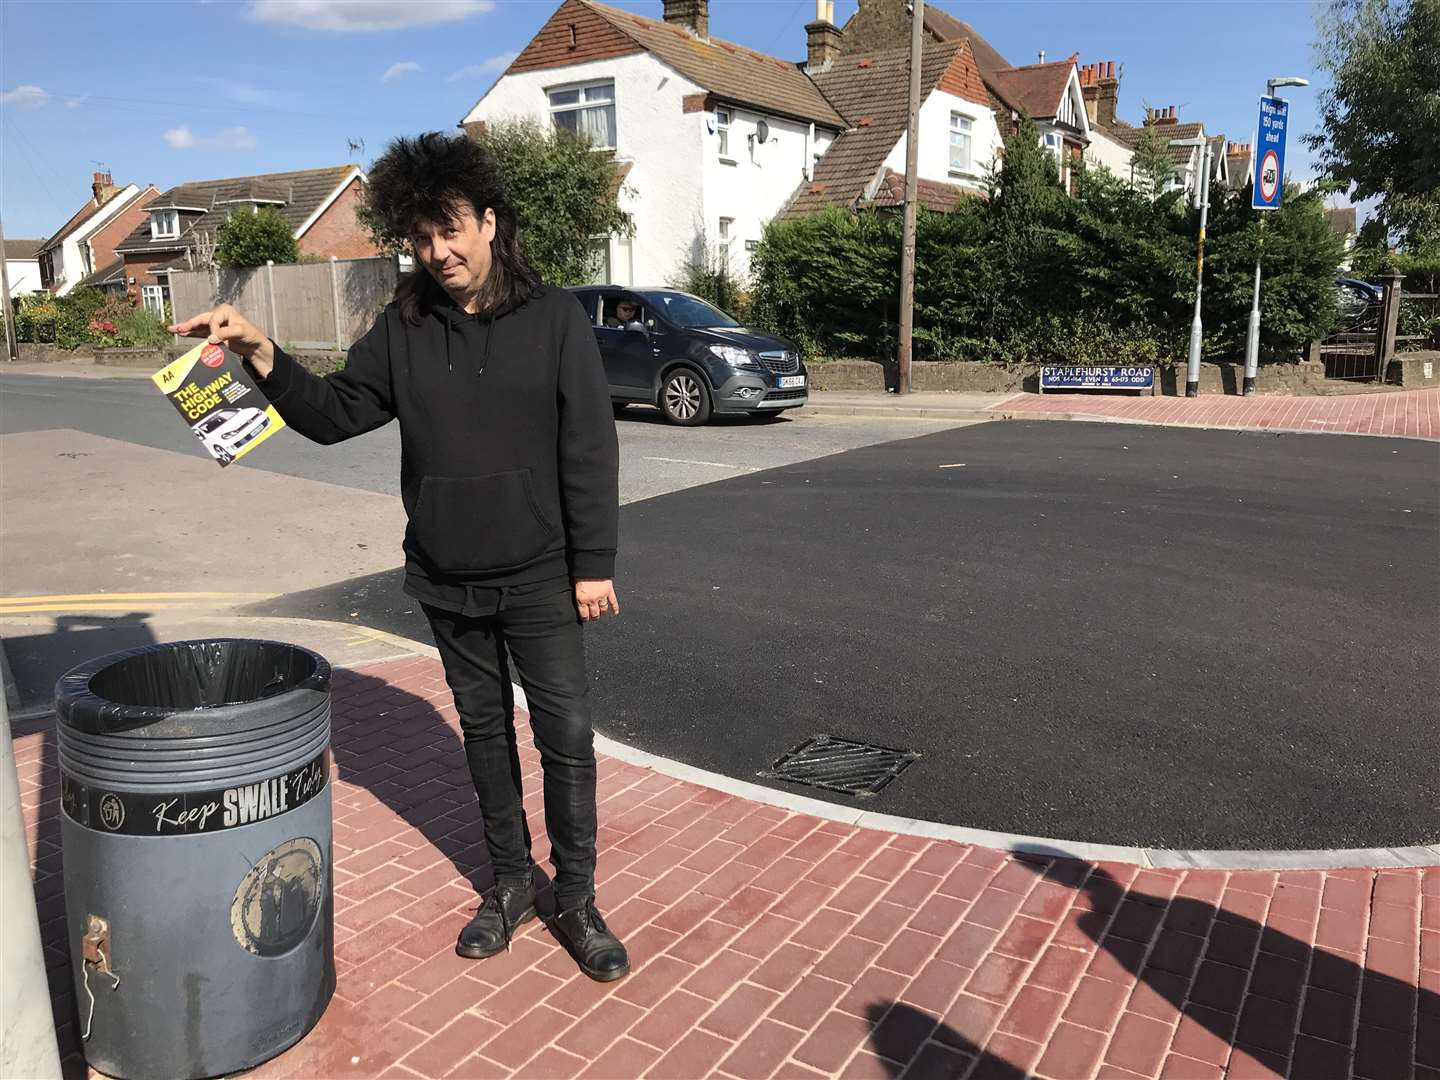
[347,137,365,158]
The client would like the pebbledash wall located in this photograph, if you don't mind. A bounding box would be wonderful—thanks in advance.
[880,87,1004,194]
[699,103,835,280]
[463,52,837,287]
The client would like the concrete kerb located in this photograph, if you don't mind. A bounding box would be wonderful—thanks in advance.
[7,617,1433,872]
[329,626,1440,874]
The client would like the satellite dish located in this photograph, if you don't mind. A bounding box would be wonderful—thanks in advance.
[755,120,770,144]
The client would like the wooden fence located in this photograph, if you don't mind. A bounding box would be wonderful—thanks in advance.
[169,257,400,351]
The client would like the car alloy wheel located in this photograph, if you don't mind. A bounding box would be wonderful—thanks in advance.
[660,369,711,426]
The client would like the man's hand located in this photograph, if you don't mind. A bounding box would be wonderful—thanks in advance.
[575,580,620,622]
[169,304,275,379]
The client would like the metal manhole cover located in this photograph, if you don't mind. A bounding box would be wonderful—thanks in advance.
[761,735,919,797]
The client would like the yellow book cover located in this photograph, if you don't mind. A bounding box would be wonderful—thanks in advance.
[152,343,286,467]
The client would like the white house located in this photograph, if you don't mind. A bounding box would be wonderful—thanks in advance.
[4,239,43,295]
[461,0,847,285]
[35,174,154,297]
[785,34,1004,219]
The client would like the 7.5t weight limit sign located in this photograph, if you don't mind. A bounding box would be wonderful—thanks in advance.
[1251,95,1289,210]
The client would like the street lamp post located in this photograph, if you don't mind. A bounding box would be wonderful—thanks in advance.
[1172,136,1211,398]
[1243,76,1309,396]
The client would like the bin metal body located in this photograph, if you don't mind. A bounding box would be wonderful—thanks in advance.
[56,640,335,1080]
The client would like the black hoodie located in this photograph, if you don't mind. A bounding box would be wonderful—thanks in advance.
[249,284,619,600]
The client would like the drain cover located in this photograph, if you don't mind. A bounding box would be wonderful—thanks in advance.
[761,735,919,797]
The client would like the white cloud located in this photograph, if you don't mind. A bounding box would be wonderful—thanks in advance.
[446,53,517,82]
[1,85,49,109]
[250,0,492,32]
[64,95,89,109]
[214,126,259,150]
[383,61,421,83]
[163,125,257,151]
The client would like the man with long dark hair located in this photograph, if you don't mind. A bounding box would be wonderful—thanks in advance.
[170,133,628,982]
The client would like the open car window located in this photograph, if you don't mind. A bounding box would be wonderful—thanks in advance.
[600,294,646,328]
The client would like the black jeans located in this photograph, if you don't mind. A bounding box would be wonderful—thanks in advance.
[423,577,597,909]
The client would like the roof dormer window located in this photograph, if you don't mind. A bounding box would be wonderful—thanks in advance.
[151,210,180,240]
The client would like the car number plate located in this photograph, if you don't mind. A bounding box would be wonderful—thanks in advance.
[777,375,806,389]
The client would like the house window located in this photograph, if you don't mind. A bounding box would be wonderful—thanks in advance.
[716,108,731,158]
[548,81,616,149]
[585,238,611,285]
[80,243,93,278]
[718,217,732,241]
[141,284,167,316]
[150,210,179,239]
[949,113,973,172]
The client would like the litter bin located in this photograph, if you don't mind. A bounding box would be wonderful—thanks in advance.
[55,639,334,1080]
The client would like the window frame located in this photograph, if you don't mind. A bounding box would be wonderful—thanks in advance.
[949,111,974,174]
[547,80,617,151]
[715,107,732,160]
[141,284,167,315]
[150,210,180,240]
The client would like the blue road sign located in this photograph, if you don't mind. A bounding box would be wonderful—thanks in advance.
[1251,95,1289,210]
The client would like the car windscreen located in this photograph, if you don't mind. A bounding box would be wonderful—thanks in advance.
[638,292,740,329]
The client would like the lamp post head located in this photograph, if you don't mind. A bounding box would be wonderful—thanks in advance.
[1267,76,1309,95]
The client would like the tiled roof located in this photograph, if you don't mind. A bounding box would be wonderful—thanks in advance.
[114,165,357,257]
[578,0,845,128]
[38,185,132,254]
[866,168,976,212]
[74,257,126,290]
[4,239,44,260]
[988,60,1073,121]
[1111,121,1206,164]
[918,6,1010,80]
[783,42,970,218]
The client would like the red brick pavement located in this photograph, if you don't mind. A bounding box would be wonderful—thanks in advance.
[994,387,1440,441]
[15,657,1437,1079]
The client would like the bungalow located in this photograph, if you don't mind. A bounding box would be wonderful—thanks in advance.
[4,239,44,296]
[111,165,376,316]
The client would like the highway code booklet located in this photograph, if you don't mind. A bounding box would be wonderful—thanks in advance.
[152,342,285,467]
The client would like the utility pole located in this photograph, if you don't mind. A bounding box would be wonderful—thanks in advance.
[0,213,18,363]
[895,0,923,395]
[1172,137,1211,397]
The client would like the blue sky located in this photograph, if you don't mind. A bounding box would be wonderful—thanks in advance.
[1,0,1337,242]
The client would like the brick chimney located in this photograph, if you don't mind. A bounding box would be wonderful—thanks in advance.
[1094,60,1119,128]
[91,169,117,204]
[805,0,841,69]
[663,0,707,38]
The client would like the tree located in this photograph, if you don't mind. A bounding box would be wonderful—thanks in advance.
[214,208,299,268]
[1307,0,1440,247]
[1130,119,1177,199]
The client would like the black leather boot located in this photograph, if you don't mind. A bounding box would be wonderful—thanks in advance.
[456,877,537,959]
[551,899,630,982]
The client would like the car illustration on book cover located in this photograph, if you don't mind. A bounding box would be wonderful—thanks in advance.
[152,342,285,467]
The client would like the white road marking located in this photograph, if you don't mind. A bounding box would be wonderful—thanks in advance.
[643,456,757,472]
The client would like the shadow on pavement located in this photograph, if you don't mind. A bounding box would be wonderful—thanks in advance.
[859,851,1436,1078]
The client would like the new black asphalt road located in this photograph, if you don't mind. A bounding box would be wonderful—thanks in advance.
[253,421,1439,852]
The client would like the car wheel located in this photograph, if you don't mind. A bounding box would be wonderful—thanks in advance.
[659,368,712,426]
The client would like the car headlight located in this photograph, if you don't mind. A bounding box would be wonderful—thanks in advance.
[709,344,760,370]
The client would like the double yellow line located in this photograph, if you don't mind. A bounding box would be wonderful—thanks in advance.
[0,592,272,616]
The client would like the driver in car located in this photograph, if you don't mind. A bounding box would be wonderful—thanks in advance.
[604,299,639,328]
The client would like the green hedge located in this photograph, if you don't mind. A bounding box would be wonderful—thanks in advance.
[749,118,1343,367]
[13,290,172,349]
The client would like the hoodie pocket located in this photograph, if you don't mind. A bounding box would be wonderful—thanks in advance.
[407,471,558,574]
